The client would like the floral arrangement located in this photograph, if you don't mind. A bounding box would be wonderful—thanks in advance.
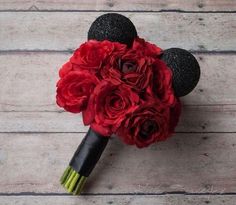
[55,12,200,196]
[57,38,181,147]
[56,37,181,194]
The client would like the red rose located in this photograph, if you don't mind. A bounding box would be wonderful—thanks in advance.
[105,41,127,64]
[59,61,79,78]
[70,40,126,74]
[83,81,139,136]
[132,37,162,57]
[152,59,176,106]
[101,51,154,91]
[56,71,99,113]
[117,101,170,148]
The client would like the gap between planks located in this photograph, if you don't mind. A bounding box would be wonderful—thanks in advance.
[1,192,236,196]
[0,10,236,13]
[1,50,236,54]
[1,195,236,205]
[1,103,236,113]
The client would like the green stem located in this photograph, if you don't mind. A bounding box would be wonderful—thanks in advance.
[68,173,80,193]
[74,176,87,195]
[65,171,77,189]
[60,166,87,195]
[60,166,71,184]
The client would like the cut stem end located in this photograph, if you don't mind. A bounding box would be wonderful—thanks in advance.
[60,166,87,195]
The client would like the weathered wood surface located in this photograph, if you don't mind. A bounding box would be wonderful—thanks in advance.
[0,53,235,113]
[0,13,236,51]
[0,0,236,11]
[1,195,236,205]
[0,1,236,203]
[0,105,236,133]
[0,133,236,193]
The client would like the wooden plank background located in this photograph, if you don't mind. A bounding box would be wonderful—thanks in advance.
[0,0,236,204]
[1,13,235,51]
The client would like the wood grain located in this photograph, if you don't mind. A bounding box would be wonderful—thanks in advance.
[0,13,235,51]
[0,105,236,133]
[1,195,236,205]
[0,1,235,204]
[0,53,235,112]
[0,133,236,193]
[0,0,236,11]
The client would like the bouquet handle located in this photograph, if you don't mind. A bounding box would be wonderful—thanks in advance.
[60,128,109,195]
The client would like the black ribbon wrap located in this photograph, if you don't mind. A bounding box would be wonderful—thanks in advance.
[69,128,109,177]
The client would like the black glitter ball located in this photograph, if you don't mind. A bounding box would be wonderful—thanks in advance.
[161,48,200,97]
[88,13,137,47]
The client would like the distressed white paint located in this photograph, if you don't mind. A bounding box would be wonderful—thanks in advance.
[0,1,236,204]
[0,13,235,51]
[0,133,235,193]
[0,0,236,11]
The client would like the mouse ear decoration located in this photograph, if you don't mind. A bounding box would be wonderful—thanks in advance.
[88,13,137,47]
[161,48,201,97]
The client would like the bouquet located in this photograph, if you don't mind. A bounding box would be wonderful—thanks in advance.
[56,13,200,195]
